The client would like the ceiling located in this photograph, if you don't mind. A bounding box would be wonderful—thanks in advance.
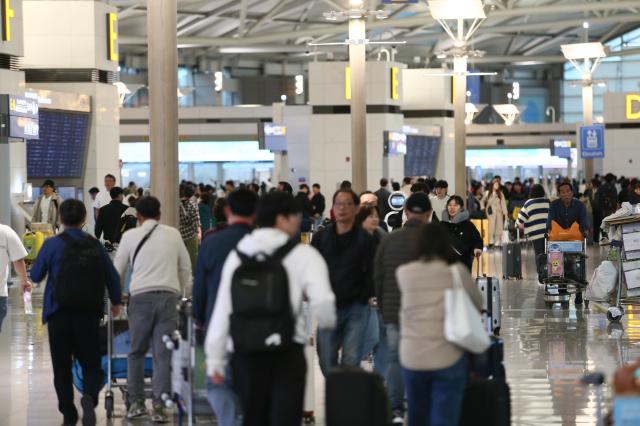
[108,0,640,67]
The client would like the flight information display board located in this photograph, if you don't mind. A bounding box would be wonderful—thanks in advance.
[27,110,90,179]
[405,135,441,177]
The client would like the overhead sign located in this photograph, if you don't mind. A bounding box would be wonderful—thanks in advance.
[550,139,572,159]
[579,124,605,159]
[391,67,400,100]
[1,0,14,42]
[107,12,118,62]
[626,94,640,120]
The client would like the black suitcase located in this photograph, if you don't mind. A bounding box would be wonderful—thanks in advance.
[325,368,390,426]
[502,242,522,280]
[471,336,506,380]
[459,378,511,426]
[475,260,501,335]
[564,253,587,284]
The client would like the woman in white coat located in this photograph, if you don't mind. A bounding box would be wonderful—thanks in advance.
[486,180,508,248]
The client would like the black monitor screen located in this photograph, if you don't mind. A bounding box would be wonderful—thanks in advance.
[405,135,441,177]
[27,110,90,179]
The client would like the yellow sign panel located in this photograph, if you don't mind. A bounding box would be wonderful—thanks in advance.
[107,12,118,62]
[391,67,400,100]
[626,94,640,120]
[1,0,15,42]
[345,66,352,100]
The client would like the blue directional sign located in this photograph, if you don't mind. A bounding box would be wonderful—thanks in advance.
[579,124,605,159]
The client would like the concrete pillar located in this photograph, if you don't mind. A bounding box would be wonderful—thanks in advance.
[147,0,179,227]
[453,57,468,198]
[349,18,367,194]
[582,84,594,180]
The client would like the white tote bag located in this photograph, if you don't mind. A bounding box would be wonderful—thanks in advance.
[444,265,491,354]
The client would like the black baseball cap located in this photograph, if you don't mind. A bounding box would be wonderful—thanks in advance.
[405,193,432,214]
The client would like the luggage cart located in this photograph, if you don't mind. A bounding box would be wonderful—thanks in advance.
[540,238,589,308]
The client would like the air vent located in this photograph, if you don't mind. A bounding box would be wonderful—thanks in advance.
[24,69,117,84]
[0,54,21,71]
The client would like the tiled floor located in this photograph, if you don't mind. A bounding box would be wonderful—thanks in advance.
[1,244,638,425]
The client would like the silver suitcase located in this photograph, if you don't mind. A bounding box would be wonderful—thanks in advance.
[475,259,502,335]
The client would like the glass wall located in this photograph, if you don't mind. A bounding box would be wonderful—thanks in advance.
[562,28,640,123]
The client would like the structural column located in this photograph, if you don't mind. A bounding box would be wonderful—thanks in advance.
[582,84,594,180]
[147,0,179,226]
[453,57,468,198]
[349,18,367,194]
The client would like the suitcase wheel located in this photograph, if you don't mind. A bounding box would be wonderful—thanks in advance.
[105,394,114,419]
[302,414,316,424]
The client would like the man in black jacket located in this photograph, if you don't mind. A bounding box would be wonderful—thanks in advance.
[310,183,326,224]
[373,193,433,423]
[94,187,129,243]
[374,178,392,219]
[312,189,375,376]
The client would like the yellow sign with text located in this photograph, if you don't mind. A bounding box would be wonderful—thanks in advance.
[1,0,15,42]
[391,67,400,100]
[626,94,640,120]
[107,12,118,62]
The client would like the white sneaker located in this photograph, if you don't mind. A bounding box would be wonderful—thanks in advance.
[392,416,404,424]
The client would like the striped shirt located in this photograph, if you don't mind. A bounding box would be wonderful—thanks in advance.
[516,198,550,241]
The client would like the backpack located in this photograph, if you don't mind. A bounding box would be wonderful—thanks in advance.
[115,214,137,243]
[230,239,298,353]
[54,233,106,312]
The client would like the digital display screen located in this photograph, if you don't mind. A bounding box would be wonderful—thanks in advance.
[260,123,287,152]
[27,110,90,179]
[405,135,441,177]
[550,139,572,159]
[10,115,39,139]
[384,131,407,156]
[389,193,406,209]
[9,95,39,118]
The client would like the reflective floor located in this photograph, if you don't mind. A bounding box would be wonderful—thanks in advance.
[1,244,639,425]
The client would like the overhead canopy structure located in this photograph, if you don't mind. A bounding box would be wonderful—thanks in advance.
[110,0,640,65]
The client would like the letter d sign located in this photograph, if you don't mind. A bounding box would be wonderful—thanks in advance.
[626,94,640,120]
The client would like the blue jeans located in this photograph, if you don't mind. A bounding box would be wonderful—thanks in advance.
[0,296,7,333]
[360,305,380,360]
[383,324,404,415]
[317,302,367,376]
[402,355,469,426]
[206,363,241,426]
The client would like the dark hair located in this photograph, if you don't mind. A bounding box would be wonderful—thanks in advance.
[277,181,293,194]
[447,195,465,208]
[225,180,235,187]
[392,182,400,191]
[137,187,144,197]
[180,184,195,199]
[435,180,448,189]
[416,223,458,264]
[557,181,573,192]
[42,179,55,189]
[256,192,301,228]
[200,192,213,206]
[59,199,87,227]
[403,177,412,185]
[529,184,545,199]
[332,189,360,206]
[299,184,310,192]
[110,187,124,199]
[355,205,380,227]
[105,174,116,182]
[127,195,137,206]
[380,178,389,187]
[591,178,601,188]
[248,183,260,193]
[411,182,430,194]
[605,173,616,183]
[135,196,161,219]
[312,183,321,189]
[89,187,100,195]
[339,180,352,190]
[227,188,258,217]
[213,198,228,223]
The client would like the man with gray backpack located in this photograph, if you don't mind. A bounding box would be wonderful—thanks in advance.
[205,192,336,426]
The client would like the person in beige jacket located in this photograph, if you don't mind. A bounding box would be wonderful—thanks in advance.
[396,223,483,426]
[486,180,509,248]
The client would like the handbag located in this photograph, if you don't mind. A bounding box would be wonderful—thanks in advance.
[444,265,491,354]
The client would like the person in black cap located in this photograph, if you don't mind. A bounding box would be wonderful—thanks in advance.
[372,192,434,424]
[94,187,129,243]
[32,179,63,230]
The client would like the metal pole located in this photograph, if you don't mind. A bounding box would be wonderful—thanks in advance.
[349,18,368,193]
[148,0,179,227]
[453,56,468,198]
[582,84,594,180]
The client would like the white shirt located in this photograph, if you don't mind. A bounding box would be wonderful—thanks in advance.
[0,225,28,297]
[40,195,52,224]
[113,219,192,296]
[205,228,337,377]
[430,194,450,221]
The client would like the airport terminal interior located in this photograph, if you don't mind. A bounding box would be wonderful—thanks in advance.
[3,0,640,425]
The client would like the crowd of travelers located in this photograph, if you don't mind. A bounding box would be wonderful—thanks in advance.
[1,170,638,426]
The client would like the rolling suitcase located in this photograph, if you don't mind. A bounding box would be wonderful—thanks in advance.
[459,377,511,426]
[325,367,390,426]
[475,259,502,336]
[471,335,506,380]
[502,229,522,280]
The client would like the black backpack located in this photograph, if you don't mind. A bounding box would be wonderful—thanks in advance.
[230,240,298,353]
[54,233,107,312]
